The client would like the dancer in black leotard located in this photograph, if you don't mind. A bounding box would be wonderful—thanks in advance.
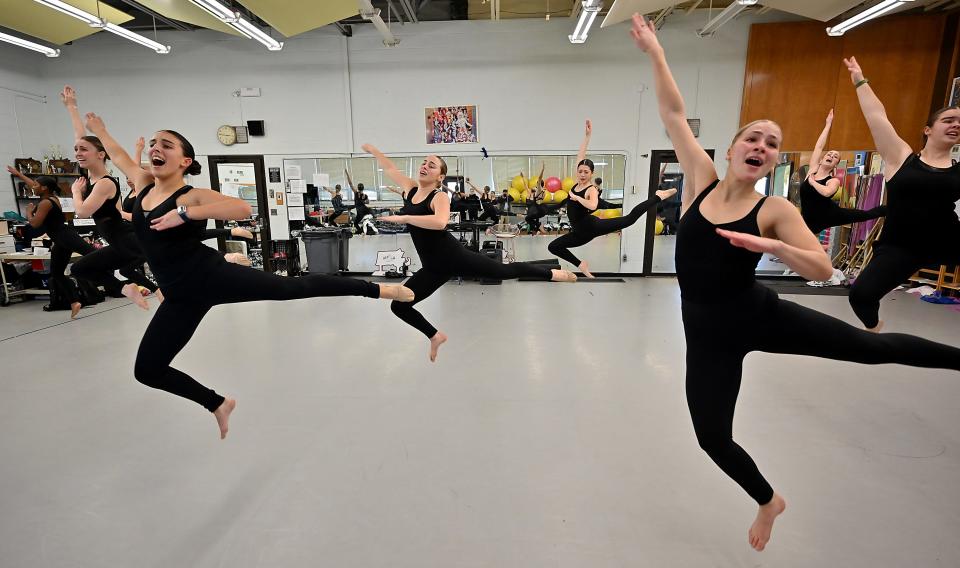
[547,120,675,277]
[363,144,577,362]
[799,109,887,235]
[11,169,95,317]
[843,57,960,331]
[85,113,413,439]
[59,86,157,309]
[632,14,960,552]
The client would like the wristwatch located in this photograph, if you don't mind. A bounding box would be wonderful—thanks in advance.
[176,205,191,222]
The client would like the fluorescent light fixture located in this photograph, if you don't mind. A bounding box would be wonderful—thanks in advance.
[569,0,603,44]
[0,30,60,57]
[32,0,170,53]
[188,0,283,51]
[190,0,240,22]
[697,0,752,37]
[103,23,170,53]
[33,0,103,26]
[826,0,914,37]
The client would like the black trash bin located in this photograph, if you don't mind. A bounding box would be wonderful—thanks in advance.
[302,229,340,275]
[338,228,352,272]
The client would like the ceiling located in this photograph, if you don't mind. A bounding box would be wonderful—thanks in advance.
[0,0,957,50]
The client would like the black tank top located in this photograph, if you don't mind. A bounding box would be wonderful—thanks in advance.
[798,175,839,228]
[122,190,137,214]
[133,184,223,295]
[566,184,595,225]
[39,197,67,235]
[87,176,127,242]
[400,186,462,268]
[676,180,768,302]
[880,154,960,253]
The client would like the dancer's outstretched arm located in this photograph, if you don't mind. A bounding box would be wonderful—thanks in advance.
[383,191,451,231]
[843,57,912,178]
[807,176,841,198]
[630,15,715,213]
[575,120,592,165]
[362,144,415,189]
[808,109,833,175]
[60,86,85,140]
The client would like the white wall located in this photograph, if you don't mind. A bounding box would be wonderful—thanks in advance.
[0,43,50,214]
[2,10,792,269]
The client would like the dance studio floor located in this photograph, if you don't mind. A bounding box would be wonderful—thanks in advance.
[1,278,958,567]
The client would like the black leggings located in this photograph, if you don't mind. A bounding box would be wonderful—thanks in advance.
[683,284,960,505]
[391,249,554,338]
[805,205,887,234]
[548,195,660,266]
[49,228,96,304]
[71,232,157,294]
[849,243,960,328]
[134,261,381,411]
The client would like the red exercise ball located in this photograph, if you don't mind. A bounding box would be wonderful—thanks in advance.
[544,176,562,193]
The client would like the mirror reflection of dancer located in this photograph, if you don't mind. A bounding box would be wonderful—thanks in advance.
[547,120,675,277]
[633,14,960,552]
[10,167,94,317]
[85,113,414,439]
[364,143,577,362]
[843,57,960,332]
[799,109,887,235]
[60,86,158,308]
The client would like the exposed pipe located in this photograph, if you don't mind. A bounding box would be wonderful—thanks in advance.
[358,0,400,46]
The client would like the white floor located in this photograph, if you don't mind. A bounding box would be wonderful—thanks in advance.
[1,278,958,567]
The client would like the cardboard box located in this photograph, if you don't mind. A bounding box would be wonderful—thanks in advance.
[0,220,8,234]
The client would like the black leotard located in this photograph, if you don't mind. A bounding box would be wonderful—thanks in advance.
[678,178,960,506]
[121,189,137,215]
[38,196,67,235]
[849,154,960,327]
[565,185,594,225]
[130,183,381,412]
[799,175,886,235]
[88,177,125,241]
[390,186,554,338]
[676,180,765,302]
[37,196,95,306]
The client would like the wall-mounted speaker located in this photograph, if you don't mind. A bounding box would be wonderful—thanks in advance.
[247,120,265,136]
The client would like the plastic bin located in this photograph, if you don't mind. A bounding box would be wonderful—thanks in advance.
[338,228,351,272]
[302,229,340,274]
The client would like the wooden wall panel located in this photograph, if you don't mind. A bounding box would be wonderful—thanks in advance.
[832,15,946,151]
[741,14,949,152]
[740,22,842,151]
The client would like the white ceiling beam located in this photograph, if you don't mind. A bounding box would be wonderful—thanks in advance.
[685,0,704,14]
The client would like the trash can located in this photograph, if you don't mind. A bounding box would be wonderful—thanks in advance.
[302,229,340,274]
[338,228,352,272]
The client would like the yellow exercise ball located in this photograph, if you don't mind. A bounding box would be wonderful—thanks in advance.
[655,218,664,235]
[527,176,540,190]
[561,177,576,192]
[516,190,528,204]
[832,189,842,202]
[541,191,554,204]
[508,187,521,203]
[553,189,568,202]
[606,209,622,219]
[511,175,526,191]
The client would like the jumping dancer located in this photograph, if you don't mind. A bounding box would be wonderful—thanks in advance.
[632,14,960,551]
[843,57,960,331]
[85,113,414,439]
[60,86,157,307]
[11,168,94,317]
[547,120,675,277]
[363,144,577,362]
[799,108,886,234]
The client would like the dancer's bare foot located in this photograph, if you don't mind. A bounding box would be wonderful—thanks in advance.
[213,398,236,440]
[70,301,81,319]
[749,492,786,551]
[155,289,164,304]
[224,252,251,266]
[866,320,884,333]
[429,331,448,362]
[578,261,595,278]
[379,284,414,302]
[231,227,254,240]
[551,269,577,282]
[122,283,149,310]
[656,188,678,200]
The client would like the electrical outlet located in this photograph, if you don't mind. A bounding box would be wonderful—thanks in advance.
[622,254,628,262]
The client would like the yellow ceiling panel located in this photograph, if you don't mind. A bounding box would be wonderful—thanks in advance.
[134,0,244,36]
[601,0,677,28]
[758,0,865,22]
[236,0,358,38]
[0,0,133,45]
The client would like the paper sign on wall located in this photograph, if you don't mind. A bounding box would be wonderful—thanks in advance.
[221,182,241,198]
[289,179,306,193]
[287,193,304,206]
[60,197,75,212]
[312,173,330,187]
[288,207,305,221]
[284,165,302,179]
